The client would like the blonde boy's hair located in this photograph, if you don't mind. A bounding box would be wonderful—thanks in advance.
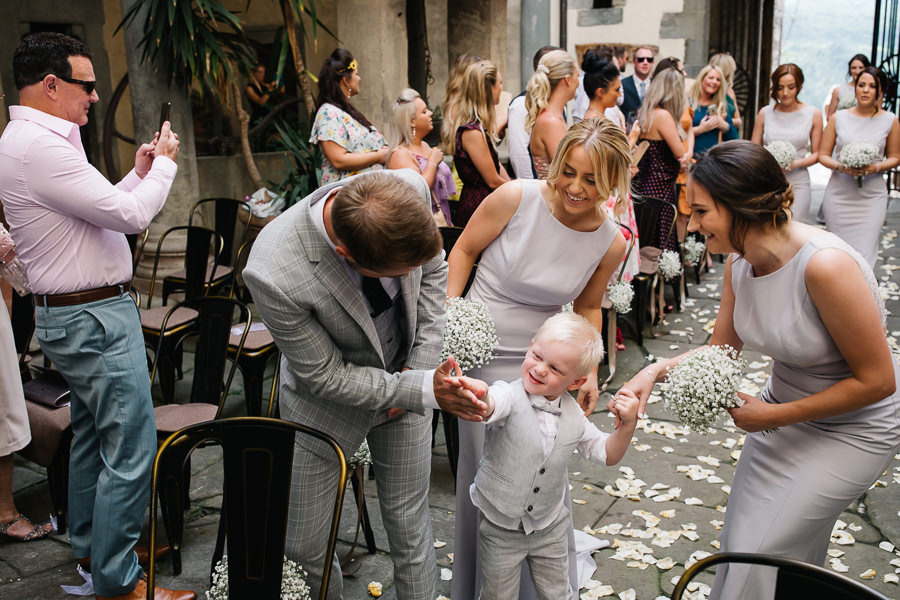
[534,312,605,375]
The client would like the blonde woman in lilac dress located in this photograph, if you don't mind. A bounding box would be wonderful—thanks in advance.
[447,118,631,600]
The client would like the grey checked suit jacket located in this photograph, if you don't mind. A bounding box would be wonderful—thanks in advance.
[243,169,448,453]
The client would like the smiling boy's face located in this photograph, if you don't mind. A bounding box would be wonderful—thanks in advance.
[521,335,587,400]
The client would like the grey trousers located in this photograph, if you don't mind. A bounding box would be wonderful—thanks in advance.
[284,409,437,600]
[478,512,570,600]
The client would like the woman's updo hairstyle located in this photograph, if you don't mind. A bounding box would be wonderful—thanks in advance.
[690,140,794,254]
[582,50,620,101]
[525,50,578,132]
[770,63,804,103]
[546,117,632,215]
[316,47,372,128]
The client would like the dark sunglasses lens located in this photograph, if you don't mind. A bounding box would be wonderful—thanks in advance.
[637,57,654,63]
[84,82,95,94]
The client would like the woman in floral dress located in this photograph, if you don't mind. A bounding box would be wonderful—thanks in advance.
[309,48,388,185]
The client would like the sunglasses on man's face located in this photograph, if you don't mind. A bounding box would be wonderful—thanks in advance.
[635,56,654,63]
[55,75,96,95]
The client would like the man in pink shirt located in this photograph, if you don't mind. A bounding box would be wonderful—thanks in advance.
[0,33,194,600]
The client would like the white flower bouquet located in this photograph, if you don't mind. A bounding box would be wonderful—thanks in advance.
[440,297,499,372]
[658,250,683,281]
[607,280,634,314]
[681,237,706,267]
[839,141,879,188]
[663,345,745,434]
[207,555,310,600]
[349,440,372,470]
[764,140,797,171]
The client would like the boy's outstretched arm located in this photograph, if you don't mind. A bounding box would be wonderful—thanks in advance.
[604,388,640,465]
[443,372,495,417]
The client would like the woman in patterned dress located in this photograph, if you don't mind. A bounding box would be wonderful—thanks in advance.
[309,48,388,185]
[633,68,693,252]
[448,60,510,227]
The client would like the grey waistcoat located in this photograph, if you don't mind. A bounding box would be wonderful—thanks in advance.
[471,383,585,531]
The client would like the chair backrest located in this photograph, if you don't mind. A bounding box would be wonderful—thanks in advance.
[233,238,256,304]
[146,225,224,308]
[188,198,253,268]
[632,195,677,250]
[672,552,891,600]
[146,417,348,600]
[439,226,464,257]
[615,221,637,282]
[150,296,251,412]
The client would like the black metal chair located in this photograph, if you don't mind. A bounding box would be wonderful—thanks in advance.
[149,295,251,575]
[225,239,279,415]
[140,225,224,404]
[632,195,678,346]
[601,222,636,391]
[672,552,891,600]
[146,417,348,600]
[161,198,252,305]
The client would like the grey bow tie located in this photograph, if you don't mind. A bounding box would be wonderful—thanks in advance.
[530,397,562,415]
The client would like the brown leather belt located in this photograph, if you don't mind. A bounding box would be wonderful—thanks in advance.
[33,282,131,307]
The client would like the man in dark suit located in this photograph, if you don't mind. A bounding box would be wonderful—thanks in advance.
[620,46,655,125]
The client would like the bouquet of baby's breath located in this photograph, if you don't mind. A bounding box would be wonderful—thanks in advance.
[441,298,499,372]
[839,141,879,188]
[681,237,706,267]
[607,280,634,314]
[207,555,310,600]
[658,250,683,281]
[764,140,797,170]
[663,345,745,433]
[349,440,372,470]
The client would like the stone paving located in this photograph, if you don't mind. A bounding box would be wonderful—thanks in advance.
[3,177,900,599]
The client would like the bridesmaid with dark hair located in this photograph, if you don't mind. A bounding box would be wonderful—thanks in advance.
[309,48,388,185]
[623,140,900,600]
[751,64,823,223]
[825,53,870,121]
[819,66,900,266]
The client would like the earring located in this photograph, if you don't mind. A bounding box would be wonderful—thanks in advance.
[411,123,416,139]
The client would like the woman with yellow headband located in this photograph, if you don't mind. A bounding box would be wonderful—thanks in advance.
[310,48,388,185]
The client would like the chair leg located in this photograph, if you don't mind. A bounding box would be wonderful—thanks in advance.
[431,409,441,449]
[158,453,187,576]
[46,437,71,535]
[602,310,616,391]
[238,355,266,416]
[350,469,377,554]
[441,411,459,482]
[632,278,649,348]
[155,338,178,404]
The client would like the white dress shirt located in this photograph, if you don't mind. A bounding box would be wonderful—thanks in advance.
[0,105,177,294]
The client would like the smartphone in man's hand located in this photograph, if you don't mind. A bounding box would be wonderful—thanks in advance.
[158,101,171,133]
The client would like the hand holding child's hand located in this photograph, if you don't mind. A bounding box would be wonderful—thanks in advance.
[611,388,640,429]
[443,374,492,415]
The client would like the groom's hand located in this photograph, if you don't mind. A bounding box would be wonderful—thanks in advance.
[433,356,488,421]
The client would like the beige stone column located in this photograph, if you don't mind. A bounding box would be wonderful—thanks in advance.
[336,0,409,134]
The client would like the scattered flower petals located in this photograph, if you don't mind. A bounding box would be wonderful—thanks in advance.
[440,568,452,581]
[433,539,447,548]
[367,581,383,597]
[860,569,876,580]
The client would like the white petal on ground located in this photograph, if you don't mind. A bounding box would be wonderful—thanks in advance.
[440,568,452,581]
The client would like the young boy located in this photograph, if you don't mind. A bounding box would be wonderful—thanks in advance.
[445,312,640,600]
